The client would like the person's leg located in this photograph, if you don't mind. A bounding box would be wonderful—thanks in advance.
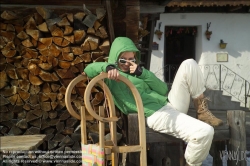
[147,104,214,166]
[168,59,223,126]
[168,59,205,114]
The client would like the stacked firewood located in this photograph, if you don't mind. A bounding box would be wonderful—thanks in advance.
[0,6,112,151]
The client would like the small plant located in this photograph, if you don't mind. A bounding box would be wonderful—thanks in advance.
[205,30,212,35]
[154,30,163,40]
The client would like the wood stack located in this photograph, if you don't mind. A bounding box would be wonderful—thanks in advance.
[0,6,112,151]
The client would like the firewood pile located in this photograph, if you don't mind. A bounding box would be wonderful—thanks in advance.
[0,6,114,151]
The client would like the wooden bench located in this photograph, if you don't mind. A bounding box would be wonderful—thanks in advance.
[126,110,246,166]
[0,134,46,152]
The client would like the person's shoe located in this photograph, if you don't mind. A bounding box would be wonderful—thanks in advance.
[193,95,223,127]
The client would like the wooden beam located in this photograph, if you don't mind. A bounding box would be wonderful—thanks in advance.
[159,0,172,6]
[105,0,115,43]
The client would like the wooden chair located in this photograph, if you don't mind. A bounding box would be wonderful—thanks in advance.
[65,73,147,166]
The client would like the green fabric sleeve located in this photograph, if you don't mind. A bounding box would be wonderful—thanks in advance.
[84,62,111,78]
[138,68,168,96]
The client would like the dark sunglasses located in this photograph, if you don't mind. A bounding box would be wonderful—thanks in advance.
[118,58,136,64]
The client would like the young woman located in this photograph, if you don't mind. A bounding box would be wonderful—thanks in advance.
[83,37,223,166]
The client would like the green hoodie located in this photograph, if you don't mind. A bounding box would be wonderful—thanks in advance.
[84,37,168,117]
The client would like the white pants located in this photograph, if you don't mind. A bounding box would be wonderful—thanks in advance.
[147,59,214,166]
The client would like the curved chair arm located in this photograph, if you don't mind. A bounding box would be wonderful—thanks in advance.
[65,74,87,120]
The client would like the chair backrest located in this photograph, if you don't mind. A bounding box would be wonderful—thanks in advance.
[65,73,147,166]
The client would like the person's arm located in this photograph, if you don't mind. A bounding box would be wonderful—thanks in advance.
[84,62,120,81]
[127,61,168,96]
[138,68,168,96]
[84,62,110,78]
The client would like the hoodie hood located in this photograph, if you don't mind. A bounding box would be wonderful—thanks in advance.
[107,37,140,64]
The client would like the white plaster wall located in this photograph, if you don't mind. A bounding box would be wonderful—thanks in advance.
[150,13,250,85]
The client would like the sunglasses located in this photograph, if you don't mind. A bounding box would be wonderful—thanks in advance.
[118,58,136,64]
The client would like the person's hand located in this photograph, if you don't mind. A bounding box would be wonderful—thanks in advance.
[107,69,120,81]
[81,72,86,75]
[127,61,138,74]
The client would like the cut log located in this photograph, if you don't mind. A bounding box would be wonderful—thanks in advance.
[56,121,65,133]
[36,6,53,20]
[29,85,40,95]
[55,68,75,79]
[29,118,41,128]
[1,41,16,58]
[59,135,74,146]
[87,27,95,35]
[6,24,15,32]
[57,93,64,101]
[79,52,92,63]
[0,23,7,30]
[46,93,57,102]
[99,39,110,55]
[42,83,51,93]
[1,30,15,42]
[63,25,73,35]
[58,60,71,69]
[50,43,61,57]
[22,48,38,59]
[37,22,49,33]
[18,79,30,91]
[39,37,52,47]
[51,72,59,81]
[81,36,99,51]
[91,51,104,60]
[74,30,86,44]
[16,94,24,105]
[71,55,84,65]
[98,26,108,39]
[27,62,41,75]
[0,95,10,106]
[6,68,18,79]
[48,110,57,119]
[39,70,53,82]
[64,35,74,44]
[51,101,58,110]
[34,12,44,25]
[62,52,74,61]
[41,102,52,112]
[24,17,37,30]
[69,66,79,74]
[0,70,8,83]
[9,125,22,135]
[17,31,29,40]
[62,127,74,135]
[22,38,34,47]
[51,83,60,92]
[26,29,41,41]
[16,119,28,129]
[7,94,18,105]
[74,12,86,21]
[81,40,90,51]
[53,133,65,142]
[39,92,50,102]
[93,20,101,30]
[57,17,70,27]
[18,89,30,102]
[71,46,83,55]
[1,10,18,20]
[53,36,70,47]
[29,73,43,85]
[50,25,64,37]
[96,7,106,21]
[38,63,53,71]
